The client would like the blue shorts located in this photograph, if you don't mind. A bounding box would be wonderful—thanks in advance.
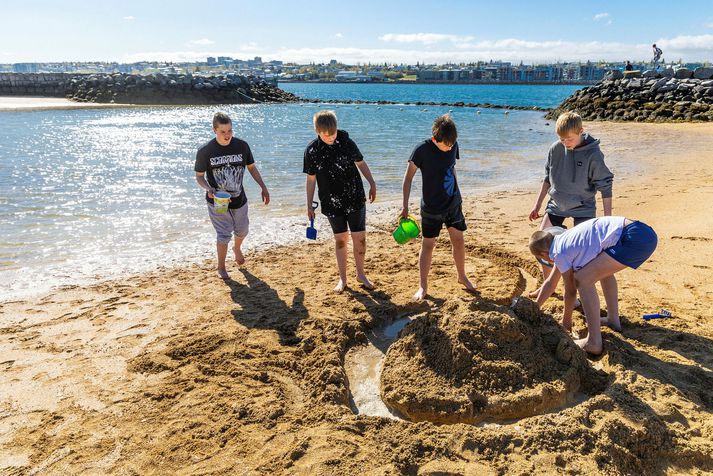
[604,221,657,269]
[207,202,249,243]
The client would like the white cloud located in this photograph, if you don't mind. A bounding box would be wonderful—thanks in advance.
[334,33,344,39]
[705,20,713,28]
[379,33,474,45]
[593,13,609,21]
[119,34,713,64]
[123,16,135,21]
[187,38,215,47]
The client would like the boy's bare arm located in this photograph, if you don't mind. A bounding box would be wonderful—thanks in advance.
[535,266,562,308]
[195,172,215,198]
[401,162,418,218]
[246,164,270,205]
[602,196,612,216]
[529,181,551,221]
[306,175,317,220]
[561,270,577,330]
[355,160,377,203]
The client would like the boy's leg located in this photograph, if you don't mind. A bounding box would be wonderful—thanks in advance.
[231,204,249,266]
[415,237,436,301]
[599,275,621,331]
[208,204,234,279]
[574,253,628,354]
[447,227,475,292]
[351,231,373,289]
[216,242,229,277]
[334,232,349,292]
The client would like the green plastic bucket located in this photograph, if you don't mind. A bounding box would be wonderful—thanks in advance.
[393,216,420,244]
[213,191,231,213]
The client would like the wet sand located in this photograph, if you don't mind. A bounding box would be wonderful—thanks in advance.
[1,122,712,474]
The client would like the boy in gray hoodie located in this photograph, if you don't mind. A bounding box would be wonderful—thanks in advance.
[528,111,614,301]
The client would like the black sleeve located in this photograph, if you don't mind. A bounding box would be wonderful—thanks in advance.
[194,147,208,172]
[408,144,422,168]
[346,137,364,163]
[243,143,255,166]
[455,142,460,161]
[303,146,316,175]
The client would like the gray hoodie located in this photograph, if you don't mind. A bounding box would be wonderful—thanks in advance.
[544,133,613,218]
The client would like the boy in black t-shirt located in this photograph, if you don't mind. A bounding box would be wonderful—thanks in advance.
[402,115,476,301]
[304,110,377,292]
[195,112,270,280]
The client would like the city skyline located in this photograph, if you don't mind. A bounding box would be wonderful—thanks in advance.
[2,0,713,64]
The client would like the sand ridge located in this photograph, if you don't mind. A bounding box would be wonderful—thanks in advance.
[1,122,713,474]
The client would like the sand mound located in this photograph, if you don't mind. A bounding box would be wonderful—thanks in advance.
[381,298,608,424]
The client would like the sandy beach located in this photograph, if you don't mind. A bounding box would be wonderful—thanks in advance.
[1,121,712,474]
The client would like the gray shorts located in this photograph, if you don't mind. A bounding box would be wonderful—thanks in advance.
[208,202,249,243]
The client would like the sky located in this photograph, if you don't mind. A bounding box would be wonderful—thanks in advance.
[2,0,713,64]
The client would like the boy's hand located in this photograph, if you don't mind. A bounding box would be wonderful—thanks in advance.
[261,187,270,205]
[401,207,409,219]
[368,184,376,203]
[528,206,541,221]
[307,207,315,221]
[207,189,216,199]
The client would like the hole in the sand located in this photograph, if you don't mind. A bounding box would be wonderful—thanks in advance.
[345,298,608,425]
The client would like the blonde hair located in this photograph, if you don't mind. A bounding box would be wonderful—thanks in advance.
[555,111,583,136]
[313,110,338,134]
[529,230,554,256]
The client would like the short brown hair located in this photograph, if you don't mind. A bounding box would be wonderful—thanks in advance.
[432,115,457,145]
[529,230,554,256]
[213,112,232,129]
[313,110,338,134]
[555,111,583,136]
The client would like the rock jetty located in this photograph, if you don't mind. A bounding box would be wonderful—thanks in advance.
[0,72,299,105]
[547,67,713,122]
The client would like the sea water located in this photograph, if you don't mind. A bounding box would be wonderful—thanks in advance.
[0,84,582,300]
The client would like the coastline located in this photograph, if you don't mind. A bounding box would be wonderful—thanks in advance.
[1,121,712,473]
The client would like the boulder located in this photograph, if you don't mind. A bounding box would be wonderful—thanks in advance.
[604,70,624,80]
[693,67,713,80]
[674,68,693,79]
[642,70,659,78]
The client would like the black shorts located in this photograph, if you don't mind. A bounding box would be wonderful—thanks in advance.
[546,213,594,229]
[421,204,467,238]
[327,206,366,234]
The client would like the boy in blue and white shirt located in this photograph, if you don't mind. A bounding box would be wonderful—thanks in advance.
[528,216,658,355]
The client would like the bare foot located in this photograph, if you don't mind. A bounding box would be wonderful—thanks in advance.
[217,269,230,280]
[333,280,347,293]
[601,315,622,332]
[528,287,541,298]
[356,274,374,289]
[574,337,603,356]
[234,248,245,266]
[413,287,427,302]
[458,276,476,293]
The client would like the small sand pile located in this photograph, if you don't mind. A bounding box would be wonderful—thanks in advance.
[381,298,608,424]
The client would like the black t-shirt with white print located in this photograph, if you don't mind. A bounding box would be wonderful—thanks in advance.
[303,130,365,217]
[194,137,255,209]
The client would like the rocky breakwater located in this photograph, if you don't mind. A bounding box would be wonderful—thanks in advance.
[67,73,299,105]
[547,67,713,122]
[0,72,299,105]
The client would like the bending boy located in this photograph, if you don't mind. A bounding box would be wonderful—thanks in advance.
[402,115,475,302]
[529,216,657,355]
[528,111,614,300]
[304,110,377,292]
[194,112,270,280]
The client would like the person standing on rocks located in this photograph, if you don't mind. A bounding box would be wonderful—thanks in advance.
[528,111,614,302]
[652,44,663,70]
[625,61,633,72]
[195,112,270,280]
[402,114,476,301]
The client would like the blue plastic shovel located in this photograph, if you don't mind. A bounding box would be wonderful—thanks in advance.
[306,201,319,240]
[642,309,672,320]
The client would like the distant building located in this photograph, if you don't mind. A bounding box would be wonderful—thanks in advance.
[13,63,39,73]
[207,57,217,66]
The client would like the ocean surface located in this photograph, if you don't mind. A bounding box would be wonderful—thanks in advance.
[1,83,583,300]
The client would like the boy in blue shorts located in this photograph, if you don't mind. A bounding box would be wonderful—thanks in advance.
[195,112,270,280]
[402,115,476,302]
[528,111,614,300]
[304,110,377,292]
[529,216,658,355]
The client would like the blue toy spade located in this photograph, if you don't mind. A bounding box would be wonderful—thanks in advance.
[306,201,319,240]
